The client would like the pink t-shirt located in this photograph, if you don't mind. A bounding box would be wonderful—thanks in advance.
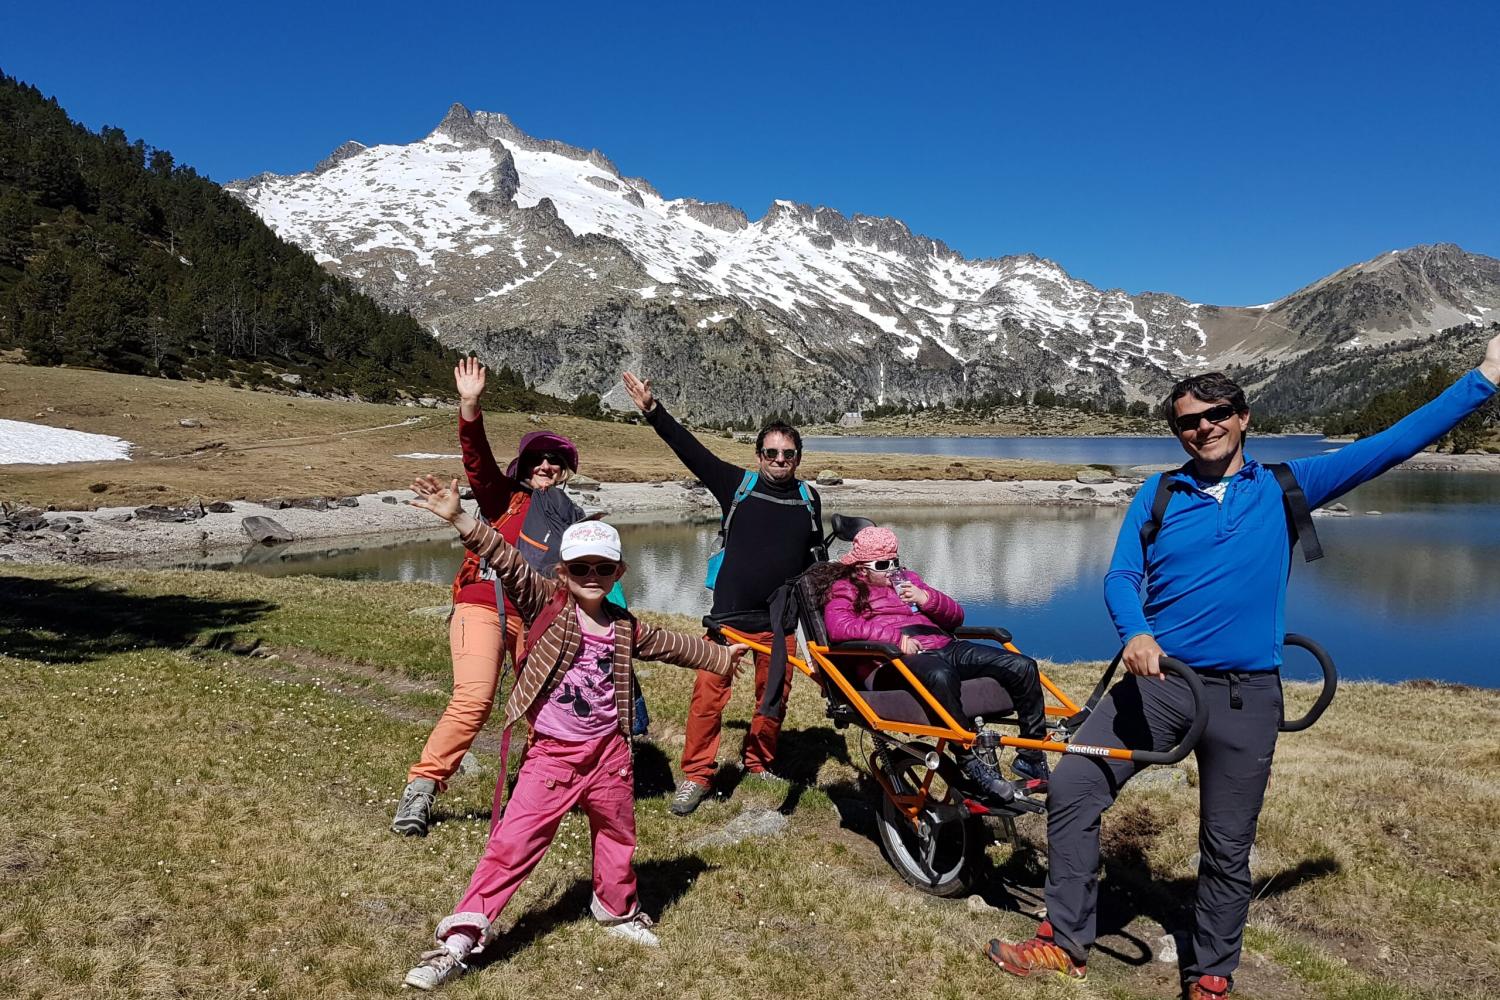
[529,609,619,740]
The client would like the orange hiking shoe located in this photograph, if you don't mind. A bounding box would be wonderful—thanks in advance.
[1188,975,1230,999]
[985,921,1086,980]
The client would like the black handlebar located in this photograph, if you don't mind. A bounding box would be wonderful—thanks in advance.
[952,626,1015,645]
[1279,633,1339,732]
[825,640,906,658]
[1101,653,1210,767]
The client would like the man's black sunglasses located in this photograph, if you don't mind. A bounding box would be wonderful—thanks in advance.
[565,561,619,579]
[759,448,799,461]
[1171,403,1239,435]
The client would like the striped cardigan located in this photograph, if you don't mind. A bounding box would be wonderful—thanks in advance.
[459,518,735,739]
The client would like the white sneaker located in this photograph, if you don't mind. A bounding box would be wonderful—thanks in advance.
[402,948,468,991]
[602,911,660,948]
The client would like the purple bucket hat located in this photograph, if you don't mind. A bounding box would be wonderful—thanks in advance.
[506,430,580,480]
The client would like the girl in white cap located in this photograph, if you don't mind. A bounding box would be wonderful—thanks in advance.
[402,474,747,991]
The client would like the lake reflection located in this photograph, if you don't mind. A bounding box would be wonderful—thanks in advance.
[196,470,1500,687]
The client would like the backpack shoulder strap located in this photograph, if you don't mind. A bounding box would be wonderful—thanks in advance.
[719,470,758,537]
[1268,463,1324,562]
[796,481,818,531]
[1139,471,1179,553]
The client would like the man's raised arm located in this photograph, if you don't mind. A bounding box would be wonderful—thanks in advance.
[622,371,742,504]
[1286,332,1500,509]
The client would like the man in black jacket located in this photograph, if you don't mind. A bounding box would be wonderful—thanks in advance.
[623,372,824,815]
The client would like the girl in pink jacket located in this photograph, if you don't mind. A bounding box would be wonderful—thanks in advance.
[818,526,1050,795]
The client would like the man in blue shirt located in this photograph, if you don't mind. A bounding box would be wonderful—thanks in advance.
[988,334,1500,999]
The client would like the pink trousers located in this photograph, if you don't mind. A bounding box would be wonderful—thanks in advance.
[442,731,638,937]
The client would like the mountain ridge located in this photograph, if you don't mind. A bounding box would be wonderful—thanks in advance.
[225,104,1500,421]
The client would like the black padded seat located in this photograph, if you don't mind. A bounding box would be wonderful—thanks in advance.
[862,677,1014,727]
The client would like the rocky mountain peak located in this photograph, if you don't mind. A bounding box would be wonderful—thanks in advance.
[224,106,1500,422]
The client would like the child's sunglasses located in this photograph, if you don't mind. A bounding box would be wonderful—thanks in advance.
[861,557,901,572]
[565,561,619,579]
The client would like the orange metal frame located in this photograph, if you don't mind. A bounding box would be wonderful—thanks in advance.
[716,625,1136,763]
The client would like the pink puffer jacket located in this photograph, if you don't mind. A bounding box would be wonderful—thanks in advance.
[823,569,964,651]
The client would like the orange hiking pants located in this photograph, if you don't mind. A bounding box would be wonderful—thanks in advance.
[680,631,796,787]
[408,603,524,791]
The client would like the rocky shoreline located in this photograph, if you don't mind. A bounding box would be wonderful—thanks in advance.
[4,450,1495,568]
[0,474,1140,567]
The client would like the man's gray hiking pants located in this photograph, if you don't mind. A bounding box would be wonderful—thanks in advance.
[1044,669,1282,981]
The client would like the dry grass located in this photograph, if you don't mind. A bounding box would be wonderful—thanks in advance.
[1,365,1079,509]
[2,565,1493,1000]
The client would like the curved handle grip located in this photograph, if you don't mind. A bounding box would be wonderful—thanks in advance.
[1124,656,1209,766]
[1279,633,1338,732]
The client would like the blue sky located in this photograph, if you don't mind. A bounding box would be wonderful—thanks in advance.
[4,0,1497,304]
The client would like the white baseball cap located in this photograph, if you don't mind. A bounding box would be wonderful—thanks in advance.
[559,521,622,562]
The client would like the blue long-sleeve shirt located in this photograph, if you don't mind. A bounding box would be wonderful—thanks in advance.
[1104,368,1498,672]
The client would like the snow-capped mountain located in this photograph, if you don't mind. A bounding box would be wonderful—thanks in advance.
[226,105,1500,420]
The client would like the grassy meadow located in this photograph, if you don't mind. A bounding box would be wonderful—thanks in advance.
[1,566,1495,1000]
[0,364,1079,510]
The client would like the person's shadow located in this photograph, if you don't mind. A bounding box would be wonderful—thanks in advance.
[466,853,712,970]
[0,575,276,663]
[975,801,1341,974]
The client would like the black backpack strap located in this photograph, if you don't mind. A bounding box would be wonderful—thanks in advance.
[757,583,798,718]
[1268,463,1324,562]
[1139,470,1182,553]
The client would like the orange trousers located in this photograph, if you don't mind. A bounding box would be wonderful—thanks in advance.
[679,631,796,787]
[408,603,524,791]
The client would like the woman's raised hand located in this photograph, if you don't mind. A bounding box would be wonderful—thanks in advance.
[408,474,463,523]
[622,371,656,413]
[454,357,486,404]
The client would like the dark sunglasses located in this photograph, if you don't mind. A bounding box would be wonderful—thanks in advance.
[759,448,799,461]
[1171,403,1239,435]
[531,450,569,467]
[565,561,619,579]
[861,557,901,572]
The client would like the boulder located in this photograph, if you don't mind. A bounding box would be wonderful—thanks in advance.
[178,418,201,428]
[206,501,235,514]
[262,497,291,510]
[1126,767,1188,791]
[570,473,602,490]
[381,495,399,505]
[1069,486,1098,499]
[335,497,359,508]
[134,504,205,523]
[241,516,293,545]
[687,808,789,849]
[417,397,439,408]
[1075,472,1114,485]
[816,470,844,486]
[88,482,109,494]
[11,513,48,532]
[289,497,330,511]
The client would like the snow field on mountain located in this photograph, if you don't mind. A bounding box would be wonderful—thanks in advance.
[0,420,132,465]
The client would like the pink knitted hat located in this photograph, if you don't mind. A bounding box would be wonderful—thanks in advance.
[841,525,900,565]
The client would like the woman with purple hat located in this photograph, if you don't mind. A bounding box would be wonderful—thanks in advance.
[392,358,591,836]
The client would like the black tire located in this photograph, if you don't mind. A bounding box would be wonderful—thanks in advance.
[872,746,982,897]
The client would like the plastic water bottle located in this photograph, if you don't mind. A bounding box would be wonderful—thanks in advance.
[892,569,920,613]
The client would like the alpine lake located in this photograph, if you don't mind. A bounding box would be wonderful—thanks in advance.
[177,436,1500,687]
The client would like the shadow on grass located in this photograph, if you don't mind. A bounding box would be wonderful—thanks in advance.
[468,853,713,969]
[0,574,276,664]
[975,802,1342,971]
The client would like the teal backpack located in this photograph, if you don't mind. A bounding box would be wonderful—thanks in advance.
[704,470,818,590]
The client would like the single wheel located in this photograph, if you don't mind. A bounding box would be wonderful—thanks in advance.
[871,744,982,897]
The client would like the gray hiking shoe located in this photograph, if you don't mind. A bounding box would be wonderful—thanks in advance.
[392,778,437,836]
[402,948,467,991]
[960,754,1017,803]
[669,779,709,816]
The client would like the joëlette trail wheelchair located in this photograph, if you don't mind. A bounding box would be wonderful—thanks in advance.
[709,514,1339,897]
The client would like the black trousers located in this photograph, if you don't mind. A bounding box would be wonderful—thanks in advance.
[874,640,1047,741]
[1043,670,1281,980]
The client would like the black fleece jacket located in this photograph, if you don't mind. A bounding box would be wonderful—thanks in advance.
[645,404,822,631]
